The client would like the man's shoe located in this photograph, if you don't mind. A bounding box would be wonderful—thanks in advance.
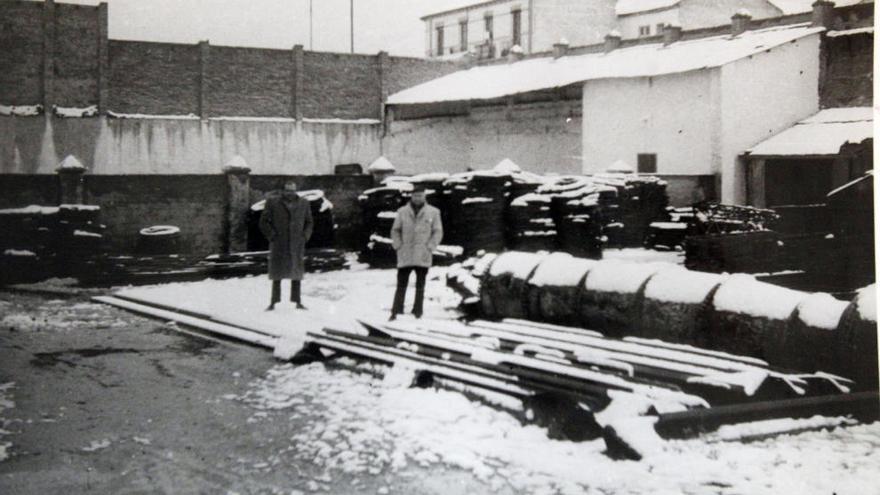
[412,312,423,319]
[296,303,307,310]
[265,303,276,311]
[388,313,397,322]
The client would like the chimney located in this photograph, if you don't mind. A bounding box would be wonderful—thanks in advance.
[553,38,570,59]
[663,23,683,45]
[731,9,752,36]
[811,0,835,28]
[507,44,524,63]
[604,30,621,53]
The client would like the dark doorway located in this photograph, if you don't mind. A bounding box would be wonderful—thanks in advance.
[765,159,834,207]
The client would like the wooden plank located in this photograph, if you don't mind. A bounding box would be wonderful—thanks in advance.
[110,293,281,338]
[357,320,710,411]
[94,296,278,348]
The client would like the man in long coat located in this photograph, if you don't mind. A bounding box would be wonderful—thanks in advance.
[259,180,313,310]
[389,185,443,320]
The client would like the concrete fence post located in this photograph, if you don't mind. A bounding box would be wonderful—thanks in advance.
[291,45,304,120]
[198,40,211,119]
[97,2,110,114]
[42,0,56,111]
[223,156,252,253]
[56,155,87,205]
[377,50,389,121]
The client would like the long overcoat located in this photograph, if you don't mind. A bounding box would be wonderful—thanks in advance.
[259,192,314,281]
[390,203,443,268]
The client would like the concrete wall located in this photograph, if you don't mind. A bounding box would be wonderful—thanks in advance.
[581,69,720,176]
[820,31,873,108]
[0,116,382,175]
[384,99,582,175]
[720,33,821,203]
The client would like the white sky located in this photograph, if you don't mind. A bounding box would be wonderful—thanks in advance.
[57,0,468,57]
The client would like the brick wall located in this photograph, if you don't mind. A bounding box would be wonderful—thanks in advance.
[206,45,293,117]
[84,175,228,254]
[821,32,873,108]
[384,57,458,98]
[108,40,201,115]
[249,174,372,248]
[0,1,44,105]
[0,175,59,208]
[54,3,100,107]
[300,52,382,119]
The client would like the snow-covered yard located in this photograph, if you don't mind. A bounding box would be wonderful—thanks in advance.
[107,264,880,494]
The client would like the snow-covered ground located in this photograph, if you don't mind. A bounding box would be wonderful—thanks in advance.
[107,263,880,494]
[234,359,880,495]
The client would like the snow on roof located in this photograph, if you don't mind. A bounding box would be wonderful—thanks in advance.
[616,0,680,16]
[827,26,874,37]
[368,156,396,172]
[387,23,823,106]
[747,107,873,157]
[768,0,869,15]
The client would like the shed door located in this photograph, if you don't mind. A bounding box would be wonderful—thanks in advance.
[764,159,834,207]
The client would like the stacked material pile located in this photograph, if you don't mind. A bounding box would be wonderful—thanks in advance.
[0,204,106,284]
[592,174,669,247]
[247,190,336,251]
[473,251,878,389]
[444,172,508,254]
[359,180,413,266]
[684,203,780,273]
[507,193,556,251]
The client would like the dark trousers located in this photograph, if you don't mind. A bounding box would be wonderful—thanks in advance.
[392,266,428,316]
[271,280,301,304]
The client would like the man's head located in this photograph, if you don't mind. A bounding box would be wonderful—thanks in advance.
[283,180,298,192]
[410,185,427,207]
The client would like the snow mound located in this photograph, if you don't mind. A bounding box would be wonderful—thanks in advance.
[493,158,521,174]
[855,284,877,322]
[368,156,396,172]
[528,252,597,287]
[57,155,86,170]
[713,274,808,320]
[796,293,849,330]
[585,260,673,294]
[488,251,546,280]
[644,268,726,304]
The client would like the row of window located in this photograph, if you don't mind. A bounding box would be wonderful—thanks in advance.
[638,23,668,37]
[436,9,522,56]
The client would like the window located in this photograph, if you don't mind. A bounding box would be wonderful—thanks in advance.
[460,20,468,51]
[512,9,522,47]
[485,13,494,40]
[638,25,651,37]
[637,154,658,174]
[436,25,444,56]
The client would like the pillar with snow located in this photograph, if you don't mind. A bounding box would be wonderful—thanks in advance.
[223,155,251,253]
[368,156,396,185]
[56,155,86,205]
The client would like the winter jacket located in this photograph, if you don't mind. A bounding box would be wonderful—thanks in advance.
[259,192,314,281]
[390,203,443,268]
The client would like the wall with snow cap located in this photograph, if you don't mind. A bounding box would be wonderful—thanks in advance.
[384,99,583,175]
[0,116,381,175]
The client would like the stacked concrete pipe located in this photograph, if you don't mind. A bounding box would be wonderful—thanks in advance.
[479,251,878,391]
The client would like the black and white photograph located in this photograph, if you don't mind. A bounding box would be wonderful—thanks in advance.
[0,0,877,493]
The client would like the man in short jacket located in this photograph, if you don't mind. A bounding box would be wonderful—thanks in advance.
[389,185,443,320]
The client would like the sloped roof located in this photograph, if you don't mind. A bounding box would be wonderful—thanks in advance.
[767,0,870,15]
[387,23,823,106]
[616,0,680,16]
[747,107,873,157]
